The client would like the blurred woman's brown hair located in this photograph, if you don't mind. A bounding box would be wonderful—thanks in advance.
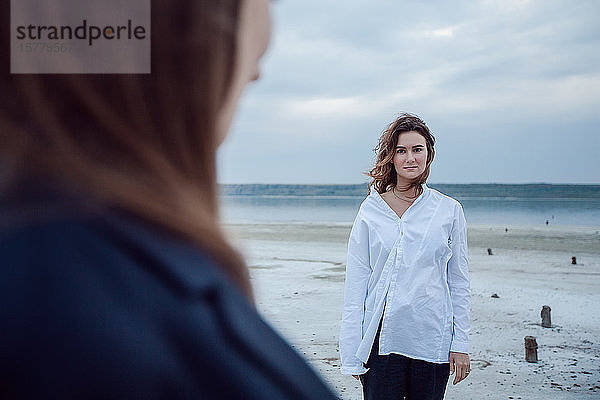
[367,113,435,196]
[0,1,252,295]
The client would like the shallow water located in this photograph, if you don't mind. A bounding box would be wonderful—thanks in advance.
[221,190,600,227]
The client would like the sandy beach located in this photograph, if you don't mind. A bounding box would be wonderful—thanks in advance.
[226,223,600,399]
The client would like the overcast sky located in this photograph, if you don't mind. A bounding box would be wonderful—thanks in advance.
[217,0,600,184]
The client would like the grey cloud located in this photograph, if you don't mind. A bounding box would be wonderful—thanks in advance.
[218,0,600,184]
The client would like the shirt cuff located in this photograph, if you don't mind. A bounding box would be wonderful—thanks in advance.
[450,339,469,354]
[341,365,368,376]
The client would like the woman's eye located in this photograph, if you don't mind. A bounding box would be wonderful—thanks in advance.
[396,149,405,154]
[414,148,422,152]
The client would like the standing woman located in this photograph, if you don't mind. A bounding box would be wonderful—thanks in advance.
[0,1,337,398]
[339,113,471,399]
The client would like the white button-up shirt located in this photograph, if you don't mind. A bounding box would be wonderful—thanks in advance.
[339,184,470,375]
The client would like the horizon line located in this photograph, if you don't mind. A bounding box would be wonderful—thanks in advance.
[218,182,600,186]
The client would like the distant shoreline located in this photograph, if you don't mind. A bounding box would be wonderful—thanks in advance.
[220,183,600,199]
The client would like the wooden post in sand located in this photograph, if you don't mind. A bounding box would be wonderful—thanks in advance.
[525,336,538,363]
[541,306,551,328]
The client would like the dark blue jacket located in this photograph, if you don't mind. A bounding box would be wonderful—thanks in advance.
[0,200,338,399]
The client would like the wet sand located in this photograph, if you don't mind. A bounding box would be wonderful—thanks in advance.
[226,223,600,399]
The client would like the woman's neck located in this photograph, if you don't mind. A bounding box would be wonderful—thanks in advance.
[394,182,419,198]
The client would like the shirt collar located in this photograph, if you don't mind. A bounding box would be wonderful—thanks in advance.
[370,184,430,220]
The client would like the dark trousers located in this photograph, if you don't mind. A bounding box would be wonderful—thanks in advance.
[360,327,450,400]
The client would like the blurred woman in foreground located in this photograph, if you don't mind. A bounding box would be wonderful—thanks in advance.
[0,1,337,398]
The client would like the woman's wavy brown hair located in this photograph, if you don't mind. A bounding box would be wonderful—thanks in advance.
[367,113,435,196]
[0,1,253,296]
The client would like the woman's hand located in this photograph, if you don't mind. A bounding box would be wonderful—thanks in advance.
[449,352,470,385]
[352,375,360,381]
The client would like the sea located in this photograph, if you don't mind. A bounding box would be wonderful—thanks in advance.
[220,184,600,228]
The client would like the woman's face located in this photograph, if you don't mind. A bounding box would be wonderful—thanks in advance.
[393,131,428,186]
[217,0,272,144]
